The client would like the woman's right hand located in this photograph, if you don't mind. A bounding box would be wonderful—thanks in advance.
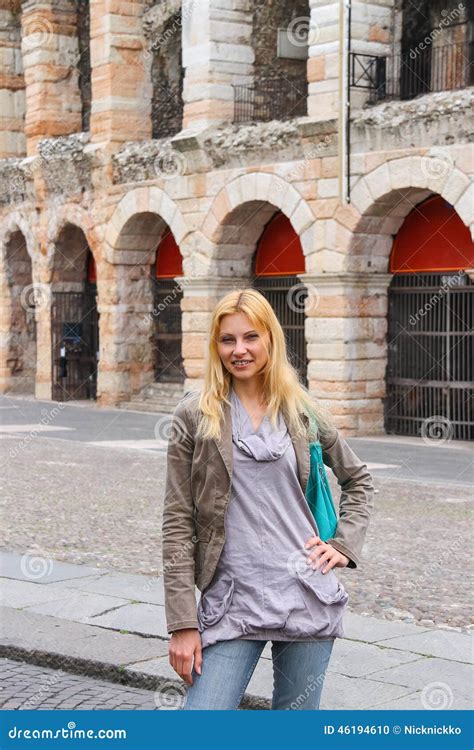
[169,628,202,686]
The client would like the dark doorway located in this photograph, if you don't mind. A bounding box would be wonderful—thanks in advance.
[51,250,99,401]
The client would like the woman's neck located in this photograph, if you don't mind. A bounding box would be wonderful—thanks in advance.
[231,379,267,407]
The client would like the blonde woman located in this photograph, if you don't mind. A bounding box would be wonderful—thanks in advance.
[162,288,373,710]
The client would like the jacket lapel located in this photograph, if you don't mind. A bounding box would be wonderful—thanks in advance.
[215,397,310,495]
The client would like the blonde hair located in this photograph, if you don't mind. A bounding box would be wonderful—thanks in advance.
[196,288,334,442]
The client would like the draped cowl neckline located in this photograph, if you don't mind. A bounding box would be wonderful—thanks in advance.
[229,387,292,462]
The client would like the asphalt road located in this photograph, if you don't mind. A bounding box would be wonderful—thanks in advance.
[1,395,472,487]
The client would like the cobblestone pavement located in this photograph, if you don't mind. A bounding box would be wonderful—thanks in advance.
[1,402,472,632]
[0,659,182,710]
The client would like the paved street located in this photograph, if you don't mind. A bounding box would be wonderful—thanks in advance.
[0,551,472,711]
[1,394,472,630]
[0,658,182,710]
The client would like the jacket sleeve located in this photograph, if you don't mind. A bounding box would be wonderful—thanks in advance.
[161,399,199,633]
[320,426,374,569]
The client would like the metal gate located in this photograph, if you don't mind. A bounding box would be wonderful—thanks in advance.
[385,272,473,440]
[51,284,99,401]
[252,275,308,387]
[151,278,185,383]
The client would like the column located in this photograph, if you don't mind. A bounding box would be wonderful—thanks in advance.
[0,0,26,157]
[90,0,152,145]
[302,272,392,435]
[21,0,82,155]
[182,0,254,129]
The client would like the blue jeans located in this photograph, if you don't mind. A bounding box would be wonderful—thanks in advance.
[182,637,334,710]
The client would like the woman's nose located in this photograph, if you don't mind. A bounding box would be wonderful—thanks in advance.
[233,341,248,356]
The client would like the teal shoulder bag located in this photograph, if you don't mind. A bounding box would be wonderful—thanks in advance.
[304,411,338,542]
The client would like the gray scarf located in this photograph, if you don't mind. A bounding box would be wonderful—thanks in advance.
[230,387,292,462]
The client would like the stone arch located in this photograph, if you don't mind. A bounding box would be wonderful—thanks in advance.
[46,204,101,266]
[0,211,38,395]
[41,207,102,402]
[96,187,190,406]
[105,186,190,265]
[0,211,38,262]
[344,154,473,273]
[201,172,317,276]
[316,154,474,436]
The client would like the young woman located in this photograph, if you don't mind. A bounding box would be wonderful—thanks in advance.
[162,288,374,710]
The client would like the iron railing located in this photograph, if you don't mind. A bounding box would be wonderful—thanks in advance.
[252,275,308,387]
[385,272,473,441]
[150,277,185,383]
[233,77,307,123]
[350,41,473,102]
[51,286,99,402]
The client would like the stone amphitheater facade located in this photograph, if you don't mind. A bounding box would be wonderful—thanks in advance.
[1,0,473,435]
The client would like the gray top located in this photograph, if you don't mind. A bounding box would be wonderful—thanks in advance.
[196,387,349,648]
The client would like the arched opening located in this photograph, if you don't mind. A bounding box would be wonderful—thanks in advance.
[385,196,474,440]
[144,2,184,138]
[51,224,99,401]
[2,230,36,394]
[152,229,185,383]
[252,212,308,385]
[235,0,309,122]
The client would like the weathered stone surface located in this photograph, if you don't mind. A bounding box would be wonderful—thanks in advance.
[0,0,472,440]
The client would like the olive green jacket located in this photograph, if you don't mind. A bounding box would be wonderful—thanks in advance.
[162,390,374,634]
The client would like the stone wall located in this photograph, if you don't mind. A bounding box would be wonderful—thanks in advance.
[75,0,91,131]
[0,0,473,436]
[0,0,26,157]
[253,0,308,80]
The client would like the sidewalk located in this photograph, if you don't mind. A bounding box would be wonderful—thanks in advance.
[0,550,472,710]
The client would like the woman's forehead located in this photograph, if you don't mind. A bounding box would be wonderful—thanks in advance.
[219,311,258,332]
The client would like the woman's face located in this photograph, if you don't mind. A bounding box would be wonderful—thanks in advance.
[216,312,269,381]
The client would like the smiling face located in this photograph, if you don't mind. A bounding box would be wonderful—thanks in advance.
[216,312,270,382]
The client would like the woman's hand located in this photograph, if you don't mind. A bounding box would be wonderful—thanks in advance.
[169,628,202,686]
[305,535,350,573]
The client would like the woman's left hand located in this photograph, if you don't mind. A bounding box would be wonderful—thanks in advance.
[304,536,350,573]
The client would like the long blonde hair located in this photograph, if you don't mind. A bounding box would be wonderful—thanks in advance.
[196,288,333,442]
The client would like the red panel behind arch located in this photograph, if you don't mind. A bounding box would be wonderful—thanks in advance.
[87,253,96,282]
[255,212,305,276]
[390,196,474,273]
[155,230,183,278]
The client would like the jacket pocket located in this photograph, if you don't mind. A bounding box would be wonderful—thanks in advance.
[197,573,234,630]
[295,565,348,606]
